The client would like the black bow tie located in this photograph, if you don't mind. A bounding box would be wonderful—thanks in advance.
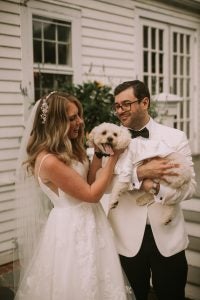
[129,127,149,139]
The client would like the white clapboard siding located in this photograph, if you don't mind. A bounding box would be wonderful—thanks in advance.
[0,127,23,139]
[0,160,18,173]
[0,220,16,234]
[0,82,21,93]
[0,148,19,161]
[0,70,22,81]
[0,0,22,265]
[0,105,23,115]
[83,56,135,69]
[0,47,21,59]
[0,93,22,104]
[82,46,134,60]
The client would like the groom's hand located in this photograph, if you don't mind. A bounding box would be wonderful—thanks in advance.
[137,157,179,181]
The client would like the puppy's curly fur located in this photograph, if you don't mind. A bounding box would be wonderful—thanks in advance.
[88,123,192,225]
[87,122,131,153]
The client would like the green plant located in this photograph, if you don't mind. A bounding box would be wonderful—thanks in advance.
[61,81,118,134]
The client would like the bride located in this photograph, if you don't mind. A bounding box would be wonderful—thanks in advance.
[14,91,135,300]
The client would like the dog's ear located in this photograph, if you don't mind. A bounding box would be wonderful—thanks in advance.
[118,127,131,148]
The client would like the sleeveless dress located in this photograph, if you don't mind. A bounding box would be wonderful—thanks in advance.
[15,156,134,300]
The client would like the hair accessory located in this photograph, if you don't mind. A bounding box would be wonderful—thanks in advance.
[40,98,49,124]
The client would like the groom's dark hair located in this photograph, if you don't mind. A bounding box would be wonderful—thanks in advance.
[114,80,151,108]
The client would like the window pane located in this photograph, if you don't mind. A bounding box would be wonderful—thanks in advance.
[58,26,70,42]
[159,29,163,51]
[151,76,156,94]
[44,42,56,63]
[180,78,183,96]
[186,57,190,76]
[173,55,177,75]
[143,51,148,72]
[58,44,67,64]
[44,23,56,40]
[33,21,42,38]
[173,78,177,94]
[151,52,156,73]
[159,54,163,74]
[186,100,190,118]
[143,26,148,48]
[186,35,190,54]
[34,72,72,100]
[180,34,184,53]
[159,77,163,92]
[33,40,42,63]
[144,75,148,87]
[151,28,156,50]
[173,32,177,52]
[180,56,184,75]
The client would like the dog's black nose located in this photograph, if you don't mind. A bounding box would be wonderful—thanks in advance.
[107,137,113,143]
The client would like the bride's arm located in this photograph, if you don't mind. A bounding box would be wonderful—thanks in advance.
[87,153,102,184]
[39,154,119,203]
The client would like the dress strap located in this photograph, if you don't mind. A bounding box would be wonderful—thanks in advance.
[38,154,53,177]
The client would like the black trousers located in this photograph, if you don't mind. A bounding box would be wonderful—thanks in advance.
[120,225,188,300]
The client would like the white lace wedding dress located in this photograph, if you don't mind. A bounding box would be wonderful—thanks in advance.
[15,159,134,300]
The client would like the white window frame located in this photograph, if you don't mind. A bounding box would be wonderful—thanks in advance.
[20,4,82,118]
[135,7,199,153]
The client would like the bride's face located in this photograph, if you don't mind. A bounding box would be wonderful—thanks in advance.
[67,102,83,139]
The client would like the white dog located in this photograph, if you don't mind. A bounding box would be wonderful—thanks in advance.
[88,122,192,225]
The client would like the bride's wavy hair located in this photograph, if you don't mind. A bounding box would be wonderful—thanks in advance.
[26,91,87,172]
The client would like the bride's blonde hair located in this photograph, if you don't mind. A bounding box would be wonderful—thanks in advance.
[26,91,87,172]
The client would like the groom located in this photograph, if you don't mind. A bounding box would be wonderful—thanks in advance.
[108,80,196,300]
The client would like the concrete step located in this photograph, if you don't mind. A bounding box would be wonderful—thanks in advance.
[185,283,200,300]
[182,198,200,223]
[186,250,200,287]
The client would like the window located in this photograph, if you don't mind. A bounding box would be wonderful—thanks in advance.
[140,19,194,139]
[33,15,73,100]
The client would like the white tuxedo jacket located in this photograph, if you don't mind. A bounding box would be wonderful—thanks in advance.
[108,118,196,257]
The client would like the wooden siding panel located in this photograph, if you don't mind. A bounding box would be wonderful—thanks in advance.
[0,35,21,48]
[0,220,15,234]
[83,56,135,69]
[82,36,134,52]
[0,210,15,223]
[0,47,21,59]
[0,0,20,13]
[0,23,20,36]
[82,65,134,77]
[0,139,20,149]
[0,127,23,138]
[0,58,21,70]
[0,70,22,81]
[0,105,23,115]
[83,27,133,43]
[82,47,134,60]
[0,82,21,93]
[83,7,134,26]
[0,11,20,26]
[82,18,134,35]
[0,149,19,160]
[0,93,23,104]
[0,160,17,172]
[0,191,14,202]
[0,116,23,127]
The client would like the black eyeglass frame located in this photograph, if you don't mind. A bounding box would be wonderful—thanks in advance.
[113,99,139,114]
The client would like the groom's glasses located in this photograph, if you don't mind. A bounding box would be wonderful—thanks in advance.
[112,99,139,115]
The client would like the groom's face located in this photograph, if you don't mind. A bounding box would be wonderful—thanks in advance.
[114,87,149,130]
